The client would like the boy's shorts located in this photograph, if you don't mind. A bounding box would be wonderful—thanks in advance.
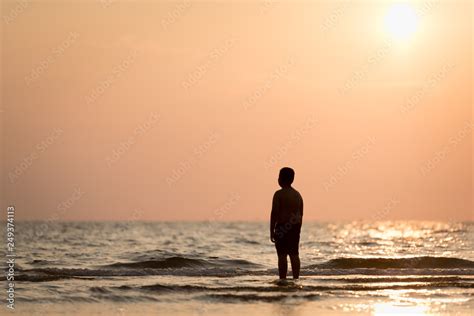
[274,222,301,256]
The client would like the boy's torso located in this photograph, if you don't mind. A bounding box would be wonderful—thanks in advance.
[274,187,303,224]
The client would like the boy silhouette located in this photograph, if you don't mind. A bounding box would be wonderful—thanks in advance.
[270,167,304,279]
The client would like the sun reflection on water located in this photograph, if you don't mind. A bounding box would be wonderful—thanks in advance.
[319,221,470,260]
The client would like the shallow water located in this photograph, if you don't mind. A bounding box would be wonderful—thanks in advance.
[3,221,474,315]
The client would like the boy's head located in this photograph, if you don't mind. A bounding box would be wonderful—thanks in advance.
[278,167,295,187]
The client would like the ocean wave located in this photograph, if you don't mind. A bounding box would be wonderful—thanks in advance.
[136,284,308,293]
[105,256,474,271]
[19,277,474,304]
[319,276,467,283]
[202,293,322,303]
[106,257,209,269]
[27,259,61,266]
[105,256,259,269]
[16,256,474,281]
[309,256,474,269]
[103,280,474,297]
[17,267,259,282]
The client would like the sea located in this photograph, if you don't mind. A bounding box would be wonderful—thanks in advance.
[2,221,474,315]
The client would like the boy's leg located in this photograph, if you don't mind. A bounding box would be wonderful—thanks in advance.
[278,254,288,279]
[289,254,300,279]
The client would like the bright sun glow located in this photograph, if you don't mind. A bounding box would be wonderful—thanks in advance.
[385,4,419,40]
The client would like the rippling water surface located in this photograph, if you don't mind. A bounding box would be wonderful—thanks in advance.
[4,221,474,315]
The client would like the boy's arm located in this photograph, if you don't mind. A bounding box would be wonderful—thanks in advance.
[270,192,279,242]
[300,195,304,221]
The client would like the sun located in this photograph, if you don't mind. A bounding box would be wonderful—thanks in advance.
[385,3,419,40]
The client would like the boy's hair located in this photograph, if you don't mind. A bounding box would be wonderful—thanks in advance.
[279,167,295,185]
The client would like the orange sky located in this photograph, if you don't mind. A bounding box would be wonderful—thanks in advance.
[1,0,472,221]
